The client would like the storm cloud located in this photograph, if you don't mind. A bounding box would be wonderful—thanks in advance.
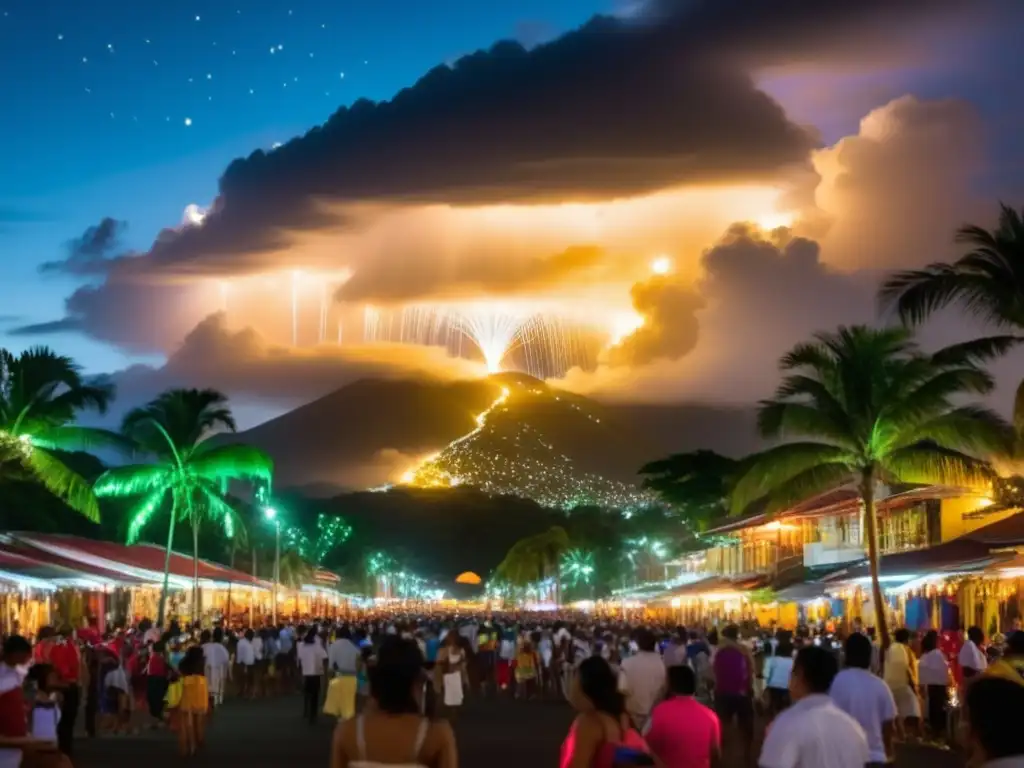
[39,217,127,276]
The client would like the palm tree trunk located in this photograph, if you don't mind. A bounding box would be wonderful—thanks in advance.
[157,500,178,628]
[226,545,235,625]
[192,518,200,625]
[861,473,891,648]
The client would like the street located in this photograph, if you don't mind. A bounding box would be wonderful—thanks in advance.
[74,691,967,768]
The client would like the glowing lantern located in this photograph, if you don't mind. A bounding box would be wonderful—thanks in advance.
[455,571,482,585]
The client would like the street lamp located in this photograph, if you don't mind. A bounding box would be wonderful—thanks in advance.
[264,506,281,625]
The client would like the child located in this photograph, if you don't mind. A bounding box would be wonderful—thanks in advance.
[100,648,130,735]
[177,647,209,758]
[27,664,72,768]
[515,638,539,699]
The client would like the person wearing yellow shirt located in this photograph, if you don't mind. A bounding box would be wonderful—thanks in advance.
[177,647,209,758]
[985,631,1024,687]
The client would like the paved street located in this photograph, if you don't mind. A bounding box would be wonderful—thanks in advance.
[74,691,966,768]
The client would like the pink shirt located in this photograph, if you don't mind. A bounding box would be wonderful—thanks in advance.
[645,696,720,768]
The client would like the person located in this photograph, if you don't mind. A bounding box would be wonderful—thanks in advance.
[515,637,540,699]
[830,632,896,768]
[145,641,170,728]
[0,635,61,768]
[882,628,920,739]
[763,637,794,718]
[562,656,653,768]
[663,630,688,669]
[496,630,516,694]
[436,631,466,721]
[917,630,951,739]
[177,647,209,758]
[618,629,666,732]
[644,664,721,768]
[298,627,328,725]
[760,646,869,768]
[959,626,987,680]
[235,629,256,699]
[102,647,131,735]
[202,629,230,708]
[962,676,1024,767]
[276,624,295,691]
[330,637,457,768]
[26,664,61,746]
[711,625,753,765]
[985,630,1024,686]
[47,627,81,757]
[326,627,362,722]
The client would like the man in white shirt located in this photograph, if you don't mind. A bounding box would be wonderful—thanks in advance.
[297,629,328,724]
[662,630,688,668]
[328,627,360,676]
[201,629,231,706]
[618,629,666,731]
[235,629,256,699]
[760,645,869,768]
[830,632,896,767]
[959,626,988,679]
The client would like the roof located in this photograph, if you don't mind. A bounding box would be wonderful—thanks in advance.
[821,537,1011,583]
[705,484,971,535]
[0,540,150,588]
[963,511,1024,547]
[649,573,768,605]
[9,533,270,589]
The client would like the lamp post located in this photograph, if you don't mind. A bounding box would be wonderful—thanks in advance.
[264,506,281,625]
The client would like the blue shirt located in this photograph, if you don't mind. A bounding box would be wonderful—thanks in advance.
[425,638,441,662]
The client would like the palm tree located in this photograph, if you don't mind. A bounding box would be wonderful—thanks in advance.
[0,346,125,521]
[94,389,272,627]
[638,450,746,531]
[879,203,1024,426]
[730,325,1013,645]
[496,526,569,605]
[276,549,315,590]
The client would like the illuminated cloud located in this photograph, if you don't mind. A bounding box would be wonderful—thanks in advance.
[38,217,127,276]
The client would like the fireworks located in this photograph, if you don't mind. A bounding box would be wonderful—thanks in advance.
[361,301,589,378]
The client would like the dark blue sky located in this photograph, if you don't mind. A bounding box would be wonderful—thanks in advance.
[0,0,606,369]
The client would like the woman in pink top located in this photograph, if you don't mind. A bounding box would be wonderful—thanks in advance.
[644,666,721,768]
[561,657,655,768]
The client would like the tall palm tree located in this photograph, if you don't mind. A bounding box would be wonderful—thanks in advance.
[94,389,272,626]
[879,203,1024,426]
[496,526,569,605]
[0,346,124,521]
[730,325,1013,645]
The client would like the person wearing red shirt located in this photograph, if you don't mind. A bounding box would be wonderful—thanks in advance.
[0,635,58,768]
[48,628,81,757]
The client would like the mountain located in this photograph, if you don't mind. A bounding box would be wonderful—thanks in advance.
[236,373,762,505]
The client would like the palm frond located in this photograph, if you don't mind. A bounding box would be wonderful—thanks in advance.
[94,463,171,497]
[931,336,1024,367]
[882,443,996,489]
[757,401,856,447]
[887,406,1015,458]
[125,487,169,544]
[24,447,101,522]
[187,443,273,483]
[752,462,853,516]
[730,442,853,514]
[31,425,135,454]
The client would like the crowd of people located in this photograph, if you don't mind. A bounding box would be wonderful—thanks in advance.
[0,611,1023,768]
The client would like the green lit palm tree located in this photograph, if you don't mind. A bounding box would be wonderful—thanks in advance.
[0,346,125,521]
[730,325,1013,645]
[879,204,1024,427]
[496,526,569,605]
[94,389,273,626]
[276,549,315,590]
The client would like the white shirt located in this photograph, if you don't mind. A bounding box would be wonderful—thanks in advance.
[663,642,687,668]
[760,693,869,768]
[829,668,896,764]
[618,651,667,720]
[765,655,794,690]
[29,701,60,742]
[328,638,360,674]
[959,640,987,672]
[104,666,130,693]
[297,641,328,676]
[918,649,950,687]
[883,643,916,691]
[252,636,264,661]
[236,638,255,666]
[203,642,230,671]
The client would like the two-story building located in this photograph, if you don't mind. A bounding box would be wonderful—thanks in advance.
[650,483,1017,628]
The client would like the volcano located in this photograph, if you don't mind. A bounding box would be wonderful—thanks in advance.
[235,373,761,508]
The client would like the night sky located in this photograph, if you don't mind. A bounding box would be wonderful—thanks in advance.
[1,0,1022,428]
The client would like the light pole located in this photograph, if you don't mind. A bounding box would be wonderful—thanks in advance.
[264,506,281,625]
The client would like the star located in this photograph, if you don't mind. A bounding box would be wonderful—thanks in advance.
[248,88,254,94]
[106,43,114,52]
[277,44,284,50]
[309,52,314,58]
[206,73,212,80]
[145,38,151,44]
[184,117,192,126]
[194,14,200,21]
[339,71,345,79]
[153,60,159,66]
[57,33,63,41]
[81,56,88,63]
[270,47,275,54]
